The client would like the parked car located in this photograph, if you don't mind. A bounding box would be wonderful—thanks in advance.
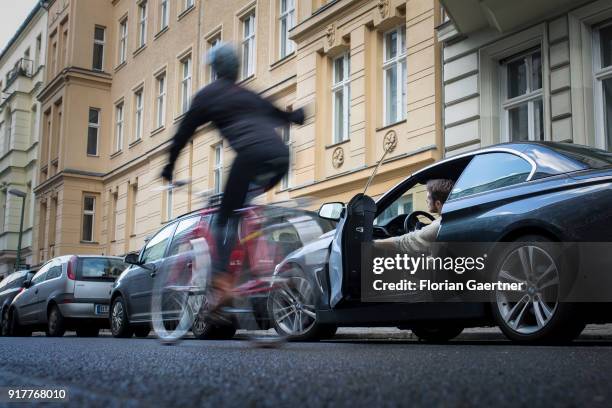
[271,142,612,343]
[0,270,34,335]
[7,255,127,337]
[110,204,335,339]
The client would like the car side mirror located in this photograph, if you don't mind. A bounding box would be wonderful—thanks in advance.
[22,280,31,289]
[124,252,142,266]
[318,202,344,221]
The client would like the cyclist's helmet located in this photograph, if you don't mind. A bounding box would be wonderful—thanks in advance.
[208,43,239,82]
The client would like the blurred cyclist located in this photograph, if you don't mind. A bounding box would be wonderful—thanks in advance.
[161,44,305,311]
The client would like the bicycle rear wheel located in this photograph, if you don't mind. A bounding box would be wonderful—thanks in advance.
[151,237,210,343]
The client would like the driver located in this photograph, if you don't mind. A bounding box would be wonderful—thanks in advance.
[375,179,454,254]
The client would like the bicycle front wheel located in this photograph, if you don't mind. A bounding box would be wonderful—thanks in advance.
[150,238,211,343]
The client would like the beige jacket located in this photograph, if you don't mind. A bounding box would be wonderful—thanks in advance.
[376,218,440,255]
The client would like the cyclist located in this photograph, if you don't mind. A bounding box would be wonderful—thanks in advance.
[161,44,305,311]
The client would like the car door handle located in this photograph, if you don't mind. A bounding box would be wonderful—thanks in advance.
[34,289,38,294]
[150,271,156,278]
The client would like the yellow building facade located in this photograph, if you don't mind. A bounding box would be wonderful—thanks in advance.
[34,0,443,265]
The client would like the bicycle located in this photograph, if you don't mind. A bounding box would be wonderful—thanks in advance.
[149,180,320,346]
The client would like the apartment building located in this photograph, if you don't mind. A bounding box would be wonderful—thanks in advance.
[33,0,443,264]
[438,0,612,156]
[0,4,47,277]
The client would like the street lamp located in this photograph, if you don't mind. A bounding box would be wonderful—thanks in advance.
[8,188,26,271]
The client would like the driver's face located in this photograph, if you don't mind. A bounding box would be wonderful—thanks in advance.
[426,191,441,214]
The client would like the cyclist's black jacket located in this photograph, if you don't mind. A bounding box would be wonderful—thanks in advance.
[167,78,304,167]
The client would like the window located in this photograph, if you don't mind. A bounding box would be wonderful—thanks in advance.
[46,265,62,280]
[594,21,612,150]
[160,0,169,31]
[279,124,291,189]
[82,196,96,242]
[79,258,127,280]
[115,102,124,152]
[119,18,128,65]
[134,89,144,141]
[35,34,42,69]
[92,26,105,71]
[213,143,223,194]
[131,184,138,234]
[166,185,173,220]
[183,0,194,12]
[168,216,201,256]
[138,1,147,48]
[279,0,295,58]
[31,264,50,285]
[155,72,166,128]
[375,194,413,226]
[449,153,533,200]
[501,48,543,142]
[180,55,192,114]
[208,36,221,82]
[141,222,176,263]
[332,53,350,143]
[383,26,407,125]
[241,12,256,79]
[87,108,100,156]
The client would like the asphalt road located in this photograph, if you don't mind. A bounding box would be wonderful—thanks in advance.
[1,331,612,408]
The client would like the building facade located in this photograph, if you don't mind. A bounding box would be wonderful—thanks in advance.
[438,0,612,156]
[33,0,444,265]
[0,4,47,277]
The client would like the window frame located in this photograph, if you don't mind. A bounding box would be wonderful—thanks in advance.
[500,47,544,142]
[279,0,295,59]
[166,185,173,220]
[138,1,148,48]
[140,221,177,264]
[160,0,169,31]
[382,25,407,126]
[82,195,96,242]
[213,143,223,194]
[208,36,221,82]
[134,88,144,141]
[241,11,256,79]
[279,123,291,190]
[332,52,351,144]
[180,55,192,114]
[593,20,612,150]
[155,71,166,128]
[87,107,100,156]
[119,17,128,65]
[92,26,106,71]
[114,102,124,153]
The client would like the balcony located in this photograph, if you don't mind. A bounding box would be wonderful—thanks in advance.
[4,58,34,90]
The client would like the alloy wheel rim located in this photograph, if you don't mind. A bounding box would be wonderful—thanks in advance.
[112,302,124,332]
[272,277,316,335]
[495,245,560,335]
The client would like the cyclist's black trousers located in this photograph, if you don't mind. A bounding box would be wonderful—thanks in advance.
[211,144,289,278]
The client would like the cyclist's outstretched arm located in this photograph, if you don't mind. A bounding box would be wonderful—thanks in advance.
[261,97,305,126]
[164,91,210,178]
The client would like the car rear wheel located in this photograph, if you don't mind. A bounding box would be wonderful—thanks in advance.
[1,308,9,336]
[133,326,151,338]
[491,235,585,344]
[76,327,100,337]
[8,309,31,337]
[110,296,133,338]
[412,326,464,343]
[269,268,337,341]
[46,305,66,337]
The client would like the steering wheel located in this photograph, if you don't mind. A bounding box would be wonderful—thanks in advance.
[404,210,436,233]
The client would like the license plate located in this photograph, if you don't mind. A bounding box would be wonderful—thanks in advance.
[95,304,109,315]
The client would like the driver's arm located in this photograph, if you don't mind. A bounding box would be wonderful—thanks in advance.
[375,218,441,255]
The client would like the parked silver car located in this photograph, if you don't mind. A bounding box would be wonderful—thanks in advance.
[7,255,127,337]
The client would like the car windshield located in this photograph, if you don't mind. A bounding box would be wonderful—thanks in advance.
[79,258,127,280]
[550,143,612,169]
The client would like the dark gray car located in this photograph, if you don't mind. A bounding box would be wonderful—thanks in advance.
[0,270,34,335]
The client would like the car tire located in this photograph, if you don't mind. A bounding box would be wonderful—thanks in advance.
[110,296,133,338]
[192,317,237,340]
[491,235,585,344]
[76,327,100,337]
[133,326,151,338]
[269,267,336,342]
[9,309,31,337]
[46,305,66,337]
[412,326,464,343]
[1,308,9,336]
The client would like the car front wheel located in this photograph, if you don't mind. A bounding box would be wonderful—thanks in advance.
[491,235,585,343]
[269,268,337,341]
[110,296,133,338]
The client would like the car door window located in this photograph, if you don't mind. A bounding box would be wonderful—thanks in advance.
[141,222,177,264]
[79,258,127,280]
[448,153,532,201]
[31,263,51,285]
[46,265,62,280]
[167,216,204,257]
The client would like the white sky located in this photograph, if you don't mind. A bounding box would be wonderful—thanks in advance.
[0,0,39,54]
